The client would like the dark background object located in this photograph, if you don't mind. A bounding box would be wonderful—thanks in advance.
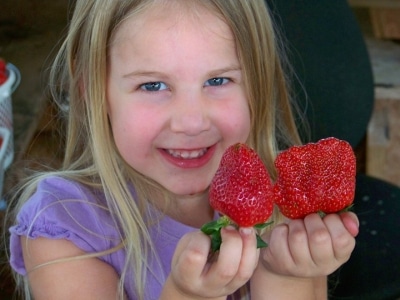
[265,0,400,299]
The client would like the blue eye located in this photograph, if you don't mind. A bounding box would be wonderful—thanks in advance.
[140,82,168,92]
[205,77,229,86]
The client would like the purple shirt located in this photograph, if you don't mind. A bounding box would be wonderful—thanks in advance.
[9,176,248,299]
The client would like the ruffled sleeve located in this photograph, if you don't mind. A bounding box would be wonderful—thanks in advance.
[9,176,122,275]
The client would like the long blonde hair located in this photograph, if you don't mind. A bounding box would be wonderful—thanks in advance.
[7,0,302,299]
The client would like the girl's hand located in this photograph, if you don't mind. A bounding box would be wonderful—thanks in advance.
[259,212,359,278]
[160,226,259,300]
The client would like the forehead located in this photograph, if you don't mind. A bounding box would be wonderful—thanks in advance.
[110,1,232,46]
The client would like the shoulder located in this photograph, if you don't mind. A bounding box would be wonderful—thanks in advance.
[19,236,122,299]
[28,175,103,205]
[10,175,121,271]
[14,175,112,235]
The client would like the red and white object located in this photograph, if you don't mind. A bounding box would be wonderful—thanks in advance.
[0,61,20,169]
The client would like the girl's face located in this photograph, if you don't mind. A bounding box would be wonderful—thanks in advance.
[107,3,250,197]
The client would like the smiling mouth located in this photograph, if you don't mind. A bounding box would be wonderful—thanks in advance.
[165,148,208,159]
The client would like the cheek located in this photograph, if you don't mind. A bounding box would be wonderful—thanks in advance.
[108,106,156,162]
[220,99,251,142]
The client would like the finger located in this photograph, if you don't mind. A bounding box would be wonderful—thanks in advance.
[213,227,259,292]
[261,224,294,274]
[235,227,259,280]
[287,218,314,267]
[203,225,243,288]
[340,211,359,237]
[172,232,211,288]
[303,213,334,266]
[323,213,356,262]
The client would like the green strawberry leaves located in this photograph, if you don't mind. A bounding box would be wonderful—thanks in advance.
[200,216,230,253]
[254,222,272,248]
[201,215,273,253]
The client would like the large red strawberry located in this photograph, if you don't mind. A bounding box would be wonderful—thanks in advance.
[201,143,274,252]
[274,137,356,219]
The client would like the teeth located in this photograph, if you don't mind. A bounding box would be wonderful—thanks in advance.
[167,148,207,159]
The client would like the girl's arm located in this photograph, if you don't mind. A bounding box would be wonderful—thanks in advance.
[251,267,326,299]
[252,251,330,299]
[314,276,329,299]
[250,212,359,300]
[21,236,122,299]
[160,276,226,300]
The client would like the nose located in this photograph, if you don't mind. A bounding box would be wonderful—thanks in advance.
[170,90,211,136]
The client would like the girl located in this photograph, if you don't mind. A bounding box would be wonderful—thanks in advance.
[7,0,358,299]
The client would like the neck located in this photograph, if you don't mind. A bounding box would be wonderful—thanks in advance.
[166,191,215,228]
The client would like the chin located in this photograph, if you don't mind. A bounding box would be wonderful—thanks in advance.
[169,185,209,198]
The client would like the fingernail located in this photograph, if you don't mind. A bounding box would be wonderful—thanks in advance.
[240,227,253,235]
[225,225,236,231]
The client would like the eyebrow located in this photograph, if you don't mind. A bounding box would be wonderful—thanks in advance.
[122,65,242,79]
[123,71,166,79]
[208,66,242,77]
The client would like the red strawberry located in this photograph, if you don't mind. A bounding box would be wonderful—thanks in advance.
[273,137,356,219]
[201,143,274,252]
[210,143,274,226]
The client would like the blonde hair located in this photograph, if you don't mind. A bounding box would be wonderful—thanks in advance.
[7,0,302,299]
